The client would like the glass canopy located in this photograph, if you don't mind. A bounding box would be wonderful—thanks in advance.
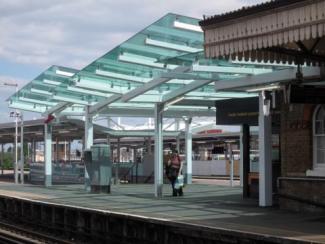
[8,13,290,117]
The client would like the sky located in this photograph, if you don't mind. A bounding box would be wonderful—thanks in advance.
[0,0,265,123]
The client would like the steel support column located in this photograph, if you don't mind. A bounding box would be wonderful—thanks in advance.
[147,137,152,155]
[20,115,24,184]
[175,119,180,153]
[258,92,273,207]
[14,115,18,184]
[106,135,112,184]
[229,143,234,187]
[133,147,136,183]
[106,117,112,167]
[68,141,71,163]
[242,124,250,198]
[27,142,30,160]
[55,138,59,164]
[26,142,29,181]
[64,141,67,161]
[154,103,164,198]
[135,147,139,184]
[32,139,36,164]
[116,137,120,184]
[1,144,3,175]
[44,123,52,187]
[240,127,244,187]
[30,141,33,182]
[184,118,192,184]
[11,143,14,172]
[84,105,93,191]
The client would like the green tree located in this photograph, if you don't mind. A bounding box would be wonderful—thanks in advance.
[2,152,13,169]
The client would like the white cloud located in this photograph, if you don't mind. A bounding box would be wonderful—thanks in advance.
[0,0,265,123]
[0,0,265,70]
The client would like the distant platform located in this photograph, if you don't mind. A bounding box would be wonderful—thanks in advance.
[0,182,324,243]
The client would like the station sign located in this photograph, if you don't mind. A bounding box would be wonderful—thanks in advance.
[215,97,259,126]
[197,129,222,134]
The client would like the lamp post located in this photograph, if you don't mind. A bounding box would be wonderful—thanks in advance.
[10,110,22,184]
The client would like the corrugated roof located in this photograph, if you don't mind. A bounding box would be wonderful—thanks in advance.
[199,0,306,28]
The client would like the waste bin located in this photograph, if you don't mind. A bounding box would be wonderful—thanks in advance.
[84,144,111,193]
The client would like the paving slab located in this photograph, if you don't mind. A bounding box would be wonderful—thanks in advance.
[0,182,324,243]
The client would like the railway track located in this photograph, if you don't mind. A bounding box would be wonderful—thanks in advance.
[0,221,74,244]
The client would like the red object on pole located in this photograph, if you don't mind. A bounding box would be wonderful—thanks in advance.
[44,114,55,124]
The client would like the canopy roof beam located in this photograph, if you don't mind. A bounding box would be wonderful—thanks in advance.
[121,66,190,102]
[43,102,72,117]
[145,38,202,53]
[121,43,181,58]
[101,107,215,117]
[162,79,215,103]
[160,71,216,80]
[191,64,272,75]
[118,52,178,69]
[89,94,122,115]
[147,25,203,43]
[106,130,180,137]
[214,67,321,91]
[10,103,215,118]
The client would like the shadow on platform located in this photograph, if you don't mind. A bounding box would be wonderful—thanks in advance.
[0,182,324,243]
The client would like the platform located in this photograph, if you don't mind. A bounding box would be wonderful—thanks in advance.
[0,182,324,243]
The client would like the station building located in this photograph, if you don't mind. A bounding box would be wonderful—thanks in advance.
[200,0,325,211]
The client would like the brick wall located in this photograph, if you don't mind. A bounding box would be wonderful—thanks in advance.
[279,177,325,213]
[279,103,325,212]
[280,103,314,177]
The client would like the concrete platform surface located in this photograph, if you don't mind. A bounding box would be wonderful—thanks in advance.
[0,182,324,243]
